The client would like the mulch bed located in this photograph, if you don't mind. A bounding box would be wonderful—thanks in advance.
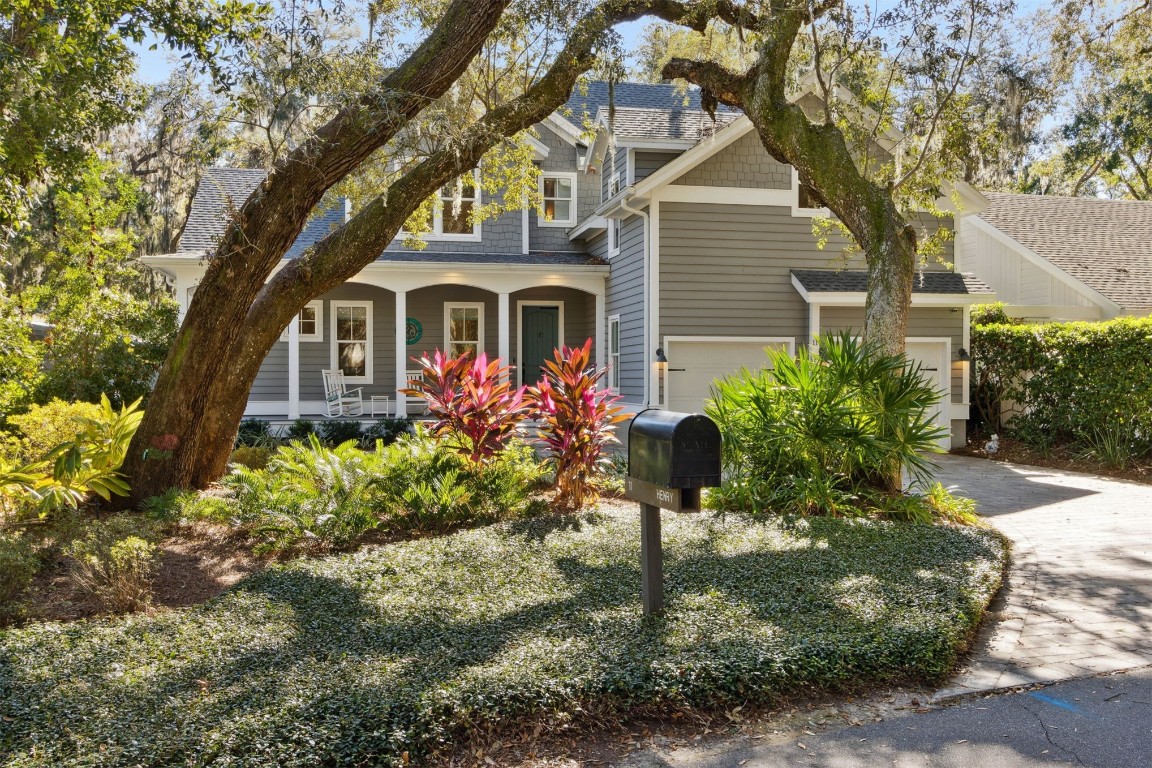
[952,436,1152,486]
[25,525,264,624]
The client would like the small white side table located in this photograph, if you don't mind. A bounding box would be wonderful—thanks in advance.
[370,396,391,417]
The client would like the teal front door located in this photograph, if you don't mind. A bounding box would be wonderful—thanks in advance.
[521,305,560,385]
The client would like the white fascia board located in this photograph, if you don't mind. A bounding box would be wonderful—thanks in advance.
[630,117,755,198]
[568,215,608,241]
[542,114,583,146]
[366,261,608,275]
[937,180,989,216]
[616,137,697,150]
[966,216,1122,314]
[524,133,550,159]
[594,186,636,218]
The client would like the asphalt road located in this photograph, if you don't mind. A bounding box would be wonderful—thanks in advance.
[623,667,1152,767]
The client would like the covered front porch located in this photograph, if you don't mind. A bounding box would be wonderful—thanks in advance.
[244,259,608,419]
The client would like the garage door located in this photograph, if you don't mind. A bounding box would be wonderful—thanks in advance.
[665,337,793,414]
[904,340,951,451]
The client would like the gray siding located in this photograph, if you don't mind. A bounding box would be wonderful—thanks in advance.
[604,213,646,401]
[635,151,680,182]
[658,203,845,349]
[530,124,598,252]
[509,286,597,385]
[819,306,965,402]
[673,132,791,189]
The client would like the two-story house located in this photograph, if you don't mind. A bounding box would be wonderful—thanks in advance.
[144,81,995,448]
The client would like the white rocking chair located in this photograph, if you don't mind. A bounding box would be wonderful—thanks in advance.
[321,369,364,417]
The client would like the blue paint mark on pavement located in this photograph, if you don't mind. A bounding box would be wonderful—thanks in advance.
[1029,692,1082,713]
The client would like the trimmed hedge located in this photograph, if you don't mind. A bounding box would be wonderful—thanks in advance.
[972,316,1152,448]
[0,509,1006,766]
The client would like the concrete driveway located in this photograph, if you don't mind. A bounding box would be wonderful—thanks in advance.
[932,454,1152,697]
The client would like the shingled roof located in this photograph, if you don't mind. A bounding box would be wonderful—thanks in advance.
[602,106,740,142]
[560,81,737,131]
[177,168,265,252]
[792,269,994,296]
[177,167,345,258]
[979,192,1152,312]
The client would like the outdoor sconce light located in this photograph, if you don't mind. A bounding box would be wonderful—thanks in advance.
[655,348,669,365]
[956,347,970,361]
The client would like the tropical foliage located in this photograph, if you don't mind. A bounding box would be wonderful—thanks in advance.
[526,339,627,510]
[403,350,528,463]
[707,333,948,515]
[0,395,143,519]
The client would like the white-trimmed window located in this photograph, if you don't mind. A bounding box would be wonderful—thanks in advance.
[445,302,484,358]
[539,172,576,226]
[432,171,481,240]
[607,219,619,258]
[280,300,323,342]
[331,301,372,383]
[608,314,621,390]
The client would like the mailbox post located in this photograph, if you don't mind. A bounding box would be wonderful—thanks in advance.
[624,410,722,615]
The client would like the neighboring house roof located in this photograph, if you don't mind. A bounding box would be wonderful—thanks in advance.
[178,166,345,257]
[377,251,606,267]
[603,106,739,142]
[978,192,1152,313]
[791,269,994,296]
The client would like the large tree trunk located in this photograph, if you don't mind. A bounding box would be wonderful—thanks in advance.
[121,0,708,505]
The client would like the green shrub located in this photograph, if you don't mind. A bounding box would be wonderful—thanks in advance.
[2,399,103,464]
[317,419,362,447]
[229,445,273,470]
[1,395,143,519]
[1076,422,1145,470]
[0,534,39,625]
[707,333,948,516]
[66,516,161,613]
[970,302,1015,325]
[286,418,317,441]
[0,509,1008,767]
[373,429,548,530]
[973,317,1152,452]
[362,416,412,447]
[235,418,276,448]
[141,488,236,526]
[223,435,383,554]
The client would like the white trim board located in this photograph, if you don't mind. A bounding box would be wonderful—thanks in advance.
[444,301,486,357]
[791,273,994,307]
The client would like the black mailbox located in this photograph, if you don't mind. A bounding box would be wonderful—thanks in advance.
[628,409,722,489]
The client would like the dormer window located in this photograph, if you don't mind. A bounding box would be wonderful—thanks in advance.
[540,172,576,227]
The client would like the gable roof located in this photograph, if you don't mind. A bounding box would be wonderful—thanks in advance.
[178,168,266,252]
[560,81,734,130]
[978,192,1152,313]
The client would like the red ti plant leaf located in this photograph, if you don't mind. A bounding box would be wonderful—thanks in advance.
[402,350,528,463]
[525,338,628,510]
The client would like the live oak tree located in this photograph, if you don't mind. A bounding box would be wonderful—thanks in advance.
[644,0,1009,362]
[120,0,729,501]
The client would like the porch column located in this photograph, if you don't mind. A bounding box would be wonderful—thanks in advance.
[287,315,300,420]
[498,291,510,367]
[594,290,605,371]
[395,290,407,417]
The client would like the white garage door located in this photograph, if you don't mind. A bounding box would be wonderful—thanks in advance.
[665,337,794,414]
[904,340,951,450]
